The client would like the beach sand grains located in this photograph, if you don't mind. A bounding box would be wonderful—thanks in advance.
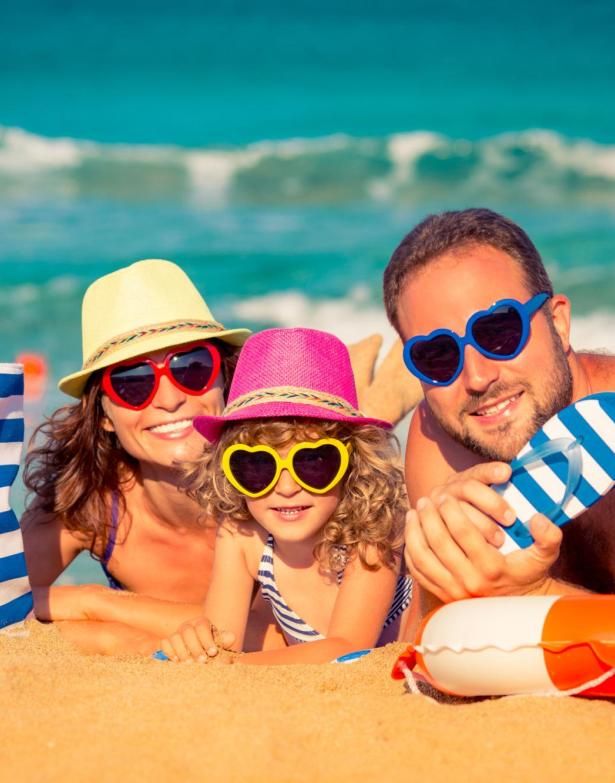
[1,623,614,783]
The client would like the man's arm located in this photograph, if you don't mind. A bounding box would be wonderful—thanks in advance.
[403,402,583,611]
[405,401,486,502]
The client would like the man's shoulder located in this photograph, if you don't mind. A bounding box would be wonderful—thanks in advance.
[405,401,482,500]
[578,351,615,393]
[408,401,481,463]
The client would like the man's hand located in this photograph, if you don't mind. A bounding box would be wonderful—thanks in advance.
[404,462,563,601]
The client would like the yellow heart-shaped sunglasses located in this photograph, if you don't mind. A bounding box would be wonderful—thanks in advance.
[222,438,351,498]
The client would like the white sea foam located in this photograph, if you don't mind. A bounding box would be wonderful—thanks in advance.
[0,127,85,173]
[3,125,615,205]
[230,290,615,354]
[185,148,263,203]
[0,275,81,309]
[507,129,615,179]
[570,311,615,353]
[231,287,399,353]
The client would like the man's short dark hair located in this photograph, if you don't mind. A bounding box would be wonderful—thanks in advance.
[383,208,554,334]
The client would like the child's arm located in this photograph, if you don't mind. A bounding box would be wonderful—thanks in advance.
[239,550,399,665]
[160,523,255,661]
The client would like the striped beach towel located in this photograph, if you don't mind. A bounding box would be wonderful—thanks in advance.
[496,393,615,553]
[0,363,33,628]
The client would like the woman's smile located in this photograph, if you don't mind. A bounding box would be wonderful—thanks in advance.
[145,417,196,439]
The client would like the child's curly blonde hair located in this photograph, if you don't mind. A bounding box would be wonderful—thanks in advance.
[184,417,408,572]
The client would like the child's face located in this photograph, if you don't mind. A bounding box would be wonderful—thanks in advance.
[244,439,343,548]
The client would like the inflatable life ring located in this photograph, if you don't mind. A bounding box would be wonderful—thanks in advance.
[392,595,615,698]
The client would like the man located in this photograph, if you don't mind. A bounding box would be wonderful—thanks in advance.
[383,208,615,625]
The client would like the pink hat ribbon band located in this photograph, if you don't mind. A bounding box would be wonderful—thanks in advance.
[84,318,226,369]
[223,385,364,418]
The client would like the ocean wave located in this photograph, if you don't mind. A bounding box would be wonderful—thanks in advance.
[4,277,615,356]
[2,125,615,207]
[230,290,615,355]
[230,286,398,350]
[0,275,81,309]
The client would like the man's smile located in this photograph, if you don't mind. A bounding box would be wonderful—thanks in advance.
[467,391,524,424]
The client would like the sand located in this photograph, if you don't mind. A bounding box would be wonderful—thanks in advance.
[1,622,614,783]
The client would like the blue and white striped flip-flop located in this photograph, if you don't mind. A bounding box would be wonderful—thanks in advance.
[0,363,33,629]
[495,393,615,554]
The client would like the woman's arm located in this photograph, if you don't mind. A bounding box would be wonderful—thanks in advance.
[21,505,85,586]
[56,620,161,656]
[22,504,205,636]
[33,584,203,637]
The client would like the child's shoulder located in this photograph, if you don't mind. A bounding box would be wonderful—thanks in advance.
[218,518,269,569]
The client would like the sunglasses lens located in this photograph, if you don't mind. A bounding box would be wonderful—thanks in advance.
[108,363,156,408]
[293,444,343,490]
[410,334,460,384]
[229,450,277,495]
[169,346,217,392]
[472,305,523,357]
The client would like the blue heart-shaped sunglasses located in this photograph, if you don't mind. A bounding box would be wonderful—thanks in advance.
[403,292,550,386]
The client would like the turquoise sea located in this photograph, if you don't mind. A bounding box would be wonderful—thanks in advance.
[2,0,615,580]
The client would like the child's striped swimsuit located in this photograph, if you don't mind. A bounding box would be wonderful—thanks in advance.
[257,534,412,645]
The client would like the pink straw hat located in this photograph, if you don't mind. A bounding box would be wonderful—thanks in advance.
[193,327,392,442]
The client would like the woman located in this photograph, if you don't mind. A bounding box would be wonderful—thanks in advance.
[21,258,281,654]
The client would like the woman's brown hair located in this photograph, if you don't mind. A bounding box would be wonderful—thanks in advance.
[23,339,238,553]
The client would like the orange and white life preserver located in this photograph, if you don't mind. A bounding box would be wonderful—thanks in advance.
[392,595,615,697]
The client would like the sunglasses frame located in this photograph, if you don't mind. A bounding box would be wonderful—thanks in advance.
[101,341,221,410]
[403,292,550,387]
[222,438,351,498]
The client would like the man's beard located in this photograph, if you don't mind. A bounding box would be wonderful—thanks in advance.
[433,331,574,462]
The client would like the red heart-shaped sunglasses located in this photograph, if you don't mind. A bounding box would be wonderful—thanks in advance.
[102,342,221,410]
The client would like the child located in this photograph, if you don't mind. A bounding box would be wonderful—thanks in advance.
[161,328,411,664]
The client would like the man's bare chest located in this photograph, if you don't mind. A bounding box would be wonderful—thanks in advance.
[552,491,615,592]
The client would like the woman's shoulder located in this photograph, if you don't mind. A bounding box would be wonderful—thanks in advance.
[21,492,115,550]
[20,501,93,553]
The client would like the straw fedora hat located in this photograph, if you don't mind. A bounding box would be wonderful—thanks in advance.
[193,328,392,442]
[59,259,251,398]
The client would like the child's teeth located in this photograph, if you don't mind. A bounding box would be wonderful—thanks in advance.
[277,507,306,517]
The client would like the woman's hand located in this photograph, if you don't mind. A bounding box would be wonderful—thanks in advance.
[160,617,236,662]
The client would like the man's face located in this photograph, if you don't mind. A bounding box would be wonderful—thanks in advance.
[396,244,573,461]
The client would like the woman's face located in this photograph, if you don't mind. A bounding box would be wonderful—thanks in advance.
[101,344,225,470]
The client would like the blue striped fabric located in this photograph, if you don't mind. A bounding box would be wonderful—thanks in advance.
[496,393,615,552]
[258,534,412,645]
[0,363,33,629]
